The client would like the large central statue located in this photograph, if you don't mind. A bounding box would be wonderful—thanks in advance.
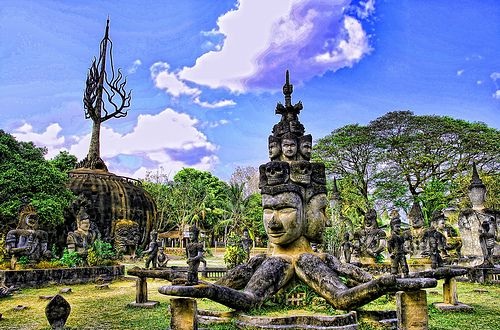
[159,71,462,311]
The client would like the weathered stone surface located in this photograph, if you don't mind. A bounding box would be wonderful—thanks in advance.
[236,311,358,329]
[13,305,28,311]
[0,265,124,288]
[170,297,197,330]
[95,284,109,290]
[433,302,473,312]
[59,287,72,294]
[39,295,55,300]
[396,290,428,330]
[45,294,71,330]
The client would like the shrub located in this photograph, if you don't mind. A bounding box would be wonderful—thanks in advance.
[223,233,246,269]
[87,239,116,266]
[59,248,83,268]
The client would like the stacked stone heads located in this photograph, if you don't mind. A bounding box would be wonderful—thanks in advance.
[259,71,328,246]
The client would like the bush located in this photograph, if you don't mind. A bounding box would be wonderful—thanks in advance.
[223,233,246,269]
[87,239,116,266]
[59,248,83,268]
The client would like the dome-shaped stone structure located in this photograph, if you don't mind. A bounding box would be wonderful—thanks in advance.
[66,168,156,249]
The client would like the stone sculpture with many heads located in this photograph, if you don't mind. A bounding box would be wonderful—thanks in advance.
[159,71,465,311]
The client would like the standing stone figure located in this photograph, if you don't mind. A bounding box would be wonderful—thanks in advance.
[241,229,253,262]
[479,220,495,266]
[388,216,409,277]
[143,230,160,269]
[185,225,206,285]
[342,232,353,263]
[354,209,387,262]
[423,214,447,269]
[6,203,51,267]
[67,208,99,259]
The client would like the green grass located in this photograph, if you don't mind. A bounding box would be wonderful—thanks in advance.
[1,256,499,330]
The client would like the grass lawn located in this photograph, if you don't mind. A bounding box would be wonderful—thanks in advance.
[0,253,498,329]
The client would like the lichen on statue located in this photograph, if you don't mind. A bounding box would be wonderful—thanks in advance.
[158,70,464,311]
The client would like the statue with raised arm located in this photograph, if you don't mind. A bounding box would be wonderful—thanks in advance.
[158,71,464,312]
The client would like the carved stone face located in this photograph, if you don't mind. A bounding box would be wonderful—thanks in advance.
[364,209,378,229]
[392,223,401,235]
[281,138,297,159]
[300,142,312,160]
[263,192,304,245]
[25,214,38,229]
[305,194,328,243]
[265,162,289,185]
[79,219,91,232]
[269,141,281,160]
[290,161,312,185]
[469,186,486,209]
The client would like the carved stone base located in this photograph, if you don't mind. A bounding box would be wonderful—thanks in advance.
[128,301,159,309]
[396,290,428,330]
[170,298,197,330]
[236,311,358,329]
[433,302,473,312]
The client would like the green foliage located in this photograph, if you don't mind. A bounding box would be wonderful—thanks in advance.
[49,150,78,173]
[223,232,247,269]
[0,233,6,261]
[0,130,75,230]
[18,256,30,267]
[87,239,116,266]
[59,248,83,268]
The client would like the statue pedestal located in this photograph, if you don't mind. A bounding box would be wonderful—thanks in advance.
[170,298,197,330]
[433,278,473,312]
[396,290,429,330]
[128,277,159,308]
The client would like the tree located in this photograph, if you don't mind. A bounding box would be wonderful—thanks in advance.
[229,166,260,198]
[49,151,78,173]
[0,130,75,231]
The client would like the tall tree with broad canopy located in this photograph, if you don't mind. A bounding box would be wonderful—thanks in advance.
[0,131,75,232]
[313,111,500,222]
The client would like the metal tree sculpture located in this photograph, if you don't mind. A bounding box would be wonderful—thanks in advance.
[79,18,131,171]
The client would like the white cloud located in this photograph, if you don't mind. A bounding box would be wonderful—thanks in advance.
[150,62,200,98]
[193,97,236,108]
[356,0,375,19]
[13,108,219,179]
[12,123,66,158]
[476,80,483,85]
[128,59,142,74]
[490,72,500,81]
[493,90,500,99]
[456,69,464,76]
[176,0,372,92]
[203,119,231,128]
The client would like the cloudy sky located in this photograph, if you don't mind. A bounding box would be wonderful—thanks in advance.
[1,0,499,181]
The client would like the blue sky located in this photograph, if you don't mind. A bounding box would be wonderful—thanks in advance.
[1,0,499,181]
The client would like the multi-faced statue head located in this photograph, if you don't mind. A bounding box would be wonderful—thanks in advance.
[262,189,305,246]
[260,161,290,186]
[298,134,312,160]
[304,192,328,243]
[280,133,298,161]
[268,136,281,161]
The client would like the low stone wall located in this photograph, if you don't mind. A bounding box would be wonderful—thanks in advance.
[0,265,124,288]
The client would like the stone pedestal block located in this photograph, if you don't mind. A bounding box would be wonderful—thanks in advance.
[396,290,428,330]
[433,277,473,312]
[170,297,197,330]
[128,277,159,308]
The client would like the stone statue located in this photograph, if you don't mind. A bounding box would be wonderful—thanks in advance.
[436,213,462,258]
[185,225,206,285]
[112,219,140,258]
[6,203,51,266]
[156,246,170,268]
[408,202,426,257]
[268,136,281,161]
[241,229,253,262]
[479,219,495,266]
[159,70,461,311]
[341,232,353,263]
[143,230,160,269]
[67,208,99,259]
[388,216,409,277]
[458,163,499,266]
[353,209,387,262]
[280,133,298,161]
[422,213,447,269]
[298,134,312,161]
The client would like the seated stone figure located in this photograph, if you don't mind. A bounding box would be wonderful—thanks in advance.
[6,204,52,266]
[156,246,170,268]
[67,208,99,259]
[353,209,387,262]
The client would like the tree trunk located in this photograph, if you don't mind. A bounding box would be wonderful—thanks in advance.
[87,120,101,162]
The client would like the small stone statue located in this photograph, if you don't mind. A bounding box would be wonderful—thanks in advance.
[67,208,99,259]
[479,220,495,267]
[241,229,253,262]
[5,203,51,267]
[341,232,353,263]
[143,230,160,269]
[156,246,170,268]
[45,294,71,330]
[185,225,206,285]
[388,216,409,277]
[423,214,447,269]
[353,209,387,262]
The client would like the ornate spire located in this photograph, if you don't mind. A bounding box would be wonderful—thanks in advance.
[469,162,485,189]
[283,70,293,107]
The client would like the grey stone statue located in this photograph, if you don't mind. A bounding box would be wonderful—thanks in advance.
[388,216,409,277]
[6,203,51,267]
[159,71,463,311]
[185,225,206,285]
[67,208,99,259]
[422,213,447,269]
[241,229,253,262]
[156,246,170,268]
[353,209,387,262]
[142,230,160,269]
